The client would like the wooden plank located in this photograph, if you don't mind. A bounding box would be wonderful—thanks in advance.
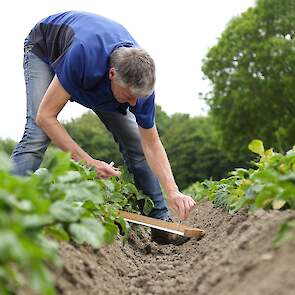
[118,211,205,238]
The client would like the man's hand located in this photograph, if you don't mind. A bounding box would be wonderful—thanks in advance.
[167,191,196,220]
[87,159,121,179]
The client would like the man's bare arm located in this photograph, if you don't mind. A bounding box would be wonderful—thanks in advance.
[139,125,195,220]
[36,75,120,178]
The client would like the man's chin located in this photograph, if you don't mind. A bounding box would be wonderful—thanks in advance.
[115,97,127,104]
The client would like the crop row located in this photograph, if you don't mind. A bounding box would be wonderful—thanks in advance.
[0,151,153,295]
[186,140,295,247]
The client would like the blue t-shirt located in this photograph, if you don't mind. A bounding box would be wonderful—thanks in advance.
[27,11,155,128]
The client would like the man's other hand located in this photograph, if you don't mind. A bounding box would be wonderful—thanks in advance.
[88,159,121,179]
[167,191,196,220]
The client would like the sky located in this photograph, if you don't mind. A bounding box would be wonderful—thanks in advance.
[0,0,255,140]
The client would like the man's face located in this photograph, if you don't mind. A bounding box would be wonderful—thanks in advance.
[109,68,138,106]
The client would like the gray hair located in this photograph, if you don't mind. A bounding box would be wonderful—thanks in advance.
[109,47,155,97]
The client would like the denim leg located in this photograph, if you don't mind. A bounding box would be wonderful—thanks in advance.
[94,109,169,220]
[11,43,53,176]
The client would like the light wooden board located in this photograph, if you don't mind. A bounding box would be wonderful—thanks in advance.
[118,211,205,238]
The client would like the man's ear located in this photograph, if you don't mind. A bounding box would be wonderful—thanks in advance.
[109,67,116,80]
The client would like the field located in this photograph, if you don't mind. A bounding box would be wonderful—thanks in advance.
[56,200,295,295]
[1,140,295,295]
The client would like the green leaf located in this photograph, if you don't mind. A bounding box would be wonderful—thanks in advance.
[69,218,105,248]
[22,215,54,230]
[143,198,154,215]
[30,263,56,295]
[1,193,33,211]
[102,179,115,192]
[44,225,70,242]
[119,165,134,183]
[265,148,274,157]
[124,183,139,196]
[50,201,81,223]
[46,151,71,176]
[70,160,96,179]
[255,193,274,209]
[34,167,51,178]
[115,217,129,237]
[109,192,126,203]
[0,230,24,261]
[82,199,97,211]
[61,183,104,204]
[103,221,118,244]
[57,171,82,183]
[248,139,265,156]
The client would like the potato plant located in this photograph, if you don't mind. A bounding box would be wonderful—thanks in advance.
[186,140,295,247]
[0,151,153,295]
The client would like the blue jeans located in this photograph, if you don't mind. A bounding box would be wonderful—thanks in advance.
[11,41,169,220]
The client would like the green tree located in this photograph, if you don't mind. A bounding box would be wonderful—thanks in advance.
[155,105,170,137]
[162,114,233,190]
[202,0,295,162]
[62,108,233,190]
[62,105,173,165]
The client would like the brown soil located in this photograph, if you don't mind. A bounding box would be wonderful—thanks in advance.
[56,200,295,295]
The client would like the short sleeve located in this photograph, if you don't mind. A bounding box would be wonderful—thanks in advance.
[54,40,109,102]
[53,42,86,99]
[129,92,155,129]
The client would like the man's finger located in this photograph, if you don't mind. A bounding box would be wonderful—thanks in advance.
[191,197,196,206]
[177,197,186,220]
[109,161,120,172]
[185,198,194,218]
[188,198,196,209]
[105,165,121,177]
[181,199,188,220]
